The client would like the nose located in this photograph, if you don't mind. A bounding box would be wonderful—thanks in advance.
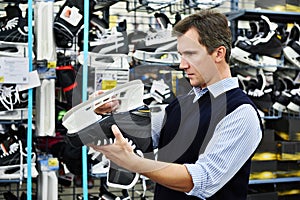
[179,57,189,70]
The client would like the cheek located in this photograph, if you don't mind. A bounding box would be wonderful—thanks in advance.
[191,63,215,84]
[188,57,205,75]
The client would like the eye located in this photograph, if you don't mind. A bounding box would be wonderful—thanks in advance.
[183,52,194,58]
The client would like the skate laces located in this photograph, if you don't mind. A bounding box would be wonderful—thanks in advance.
[89,137,141,161]
[1,17,18,32]
[145,28,173,44]
[0,85,20,111]
[0,140,19,158]
[91,27,123,45]
[22,147,37,163]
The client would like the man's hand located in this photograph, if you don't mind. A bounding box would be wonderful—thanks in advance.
[89,91,120,115]
[89,125,138,171]
[90,125,193,192]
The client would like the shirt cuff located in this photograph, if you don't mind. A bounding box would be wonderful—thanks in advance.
[184,163,206,199]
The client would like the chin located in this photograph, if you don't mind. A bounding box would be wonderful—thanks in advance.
[189,81,199,87]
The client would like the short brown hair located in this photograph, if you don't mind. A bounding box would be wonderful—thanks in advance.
[173,10,232,63]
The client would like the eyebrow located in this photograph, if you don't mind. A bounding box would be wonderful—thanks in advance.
[179,50,198,55]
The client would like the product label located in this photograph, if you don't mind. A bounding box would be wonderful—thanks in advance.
[60,6,82,27]
[0,57,29,84]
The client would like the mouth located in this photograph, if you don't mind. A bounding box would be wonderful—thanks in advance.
[186,73,194,79]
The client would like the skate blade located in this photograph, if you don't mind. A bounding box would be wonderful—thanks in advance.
[231,47,262,67]
[62,80,144,133]
[287,102,300,113]
[257,56,280,71]
[283,46,300,68]
[231,47,280,70]
[0,108,28,120]
[0,163,38,179]
[0,41,33,58]
[77,52,129,68]
[133,50,180,65]
[272,102,288,113]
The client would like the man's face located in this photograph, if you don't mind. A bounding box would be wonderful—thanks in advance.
[177,28,218,88]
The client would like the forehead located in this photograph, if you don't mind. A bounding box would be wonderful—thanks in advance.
[177,28,199,43]
[177,28,204,52]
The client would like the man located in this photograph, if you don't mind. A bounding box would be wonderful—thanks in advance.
[92,10,262,200]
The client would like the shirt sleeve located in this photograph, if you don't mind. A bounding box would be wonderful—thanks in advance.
[184,104,262,199]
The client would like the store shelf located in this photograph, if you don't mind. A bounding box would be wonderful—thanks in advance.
[0,179,21,183]
[94,0,124,11]
[249,177,300,184]
[225,9,300,24]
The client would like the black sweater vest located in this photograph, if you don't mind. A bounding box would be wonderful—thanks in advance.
[154,88,262,200]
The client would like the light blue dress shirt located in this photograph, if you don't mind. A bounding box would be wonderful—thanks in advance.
[184,77,262,199]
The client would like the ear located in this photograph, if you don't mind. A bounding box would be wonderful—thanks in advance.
[215,46,226,63]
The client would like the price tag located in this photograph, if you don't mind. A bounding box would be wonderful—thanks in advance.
[0,57,29,84]
[60,6,82,26]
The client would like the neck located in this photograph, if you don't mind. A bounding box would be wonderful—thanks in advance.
[207,63,232,86]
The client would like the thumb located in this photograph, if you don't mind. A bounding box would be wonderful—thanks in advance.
[111,124,134,153]
[111,124,125,142]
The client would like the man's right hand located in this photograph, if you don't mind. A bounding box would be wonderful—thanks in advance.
[89,91,120,115]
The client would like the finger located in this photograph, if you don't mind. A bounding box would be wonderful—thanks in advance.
[89,91,98,99]
[111,101,120,111]
[89,143,108,154]
[111,125,134,153]
[111,124,125,142]
[89,90,105,99]
[94,102,112,114]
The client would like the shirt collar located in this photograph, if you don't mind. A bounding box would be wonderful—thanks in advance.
[192,77,239,102]
[192,87,208,103]
[207,77,239,98]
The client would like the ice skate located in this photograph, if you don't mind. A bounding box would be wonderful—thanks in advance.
[139,0,180,10]
[192,0,225,9]
[283,46,300,68]
[0,84,28,120]
[63,80,146,135]
[232,15,283,68]
[63,80,153,189]
[77,51,129,69]
[133,23,178,64]
[0,108,28,120]
[77,52,130,89]
[231,44,282,70]
[286,88,300,113]
[231,47,263,67]
[91,154,109,175]
[89,26,129,55]
[107,150,143,189]
[134,23,177,51]
[62,80,153,156]
[53,0,95,48]
[283,23,300,68]
[0,135,38,180]
[133,50,180,65]
[287,94,300,113]
[0,5,29,57]
[272,90,292,113]
[0,41,29,57]
[0,10,33,58]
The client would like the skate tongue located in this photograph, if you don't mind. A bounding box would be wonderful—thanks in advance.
[260,15,278,34]
[5,5,22,20]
